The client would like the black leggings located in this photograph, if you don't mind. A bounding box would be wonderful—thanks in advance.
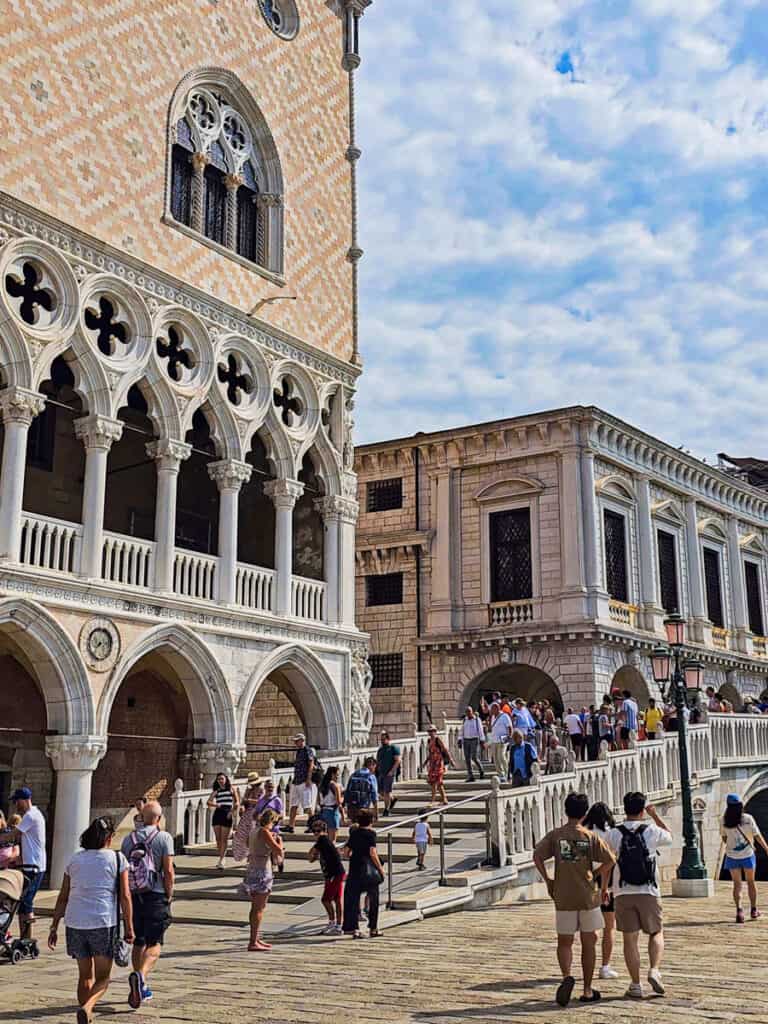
[343,873,380,933]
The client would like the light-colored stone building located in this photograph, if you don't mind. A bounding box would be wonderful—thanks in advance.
[355,406,768,733]
[0,0,376,884]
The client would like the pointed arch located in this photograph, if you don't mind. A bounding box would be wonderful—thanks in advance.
[237,643,345,752]
[96,623,236,744]
[0,598,94,734]
[117,370,182,441]
[0,319,34,389]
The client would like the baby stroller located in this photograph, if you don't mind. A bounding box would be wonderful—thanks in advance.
[0,868,40,964]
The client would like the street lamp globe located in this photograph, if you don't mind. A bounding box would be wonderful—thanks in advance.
[664,610,686,648]
[683,658,703,696]
[650,645,671,685]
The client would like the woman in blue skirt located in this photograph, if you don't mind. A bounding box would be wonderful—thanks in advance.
[721,793,768,923]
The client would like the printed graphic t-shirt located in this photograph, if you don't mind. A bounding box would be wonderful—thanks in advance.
[534,823,614,911]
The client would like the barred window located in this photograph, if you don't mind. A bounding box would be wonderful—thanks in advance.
[203,165,227,246]
[657,530,679,614]
[745,561,764,636]
[490,508,532,602]
[703,548,724,628]
[170,145,193,227]
[367,478,403,513]
[366,572,403,606]
[370,653,403,689]
[603,510,628,603]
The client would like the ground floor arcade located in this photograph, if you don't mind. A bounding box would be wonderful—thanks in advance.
[0,593,369,885]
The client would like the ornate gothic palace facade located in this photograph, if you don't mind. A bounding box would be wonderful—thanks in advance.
[355,408,768,734]
[0,0,374,883]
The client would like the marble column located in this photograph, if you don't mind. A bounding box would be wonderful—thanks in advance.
[208,459,252,606]
[316,494,359,627]
[146,439,191,593]
[636,475,664,632]
[559,446,587,620]
[190,152,209,234]
[727,515,751,654]
[264,479,304,616]
[684,498,707,643]
[224,174,243,251]
[74,415,123,580]
[0,388,45,562]
[46,735,107,887]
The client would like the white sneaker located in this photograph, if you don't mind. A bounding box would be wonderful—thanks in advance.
[625,983,644,999]
[647,969,665,995]
[320,923,334,935]
[216,858,225,870]
[332,923,343,935]
[599,966,619,980]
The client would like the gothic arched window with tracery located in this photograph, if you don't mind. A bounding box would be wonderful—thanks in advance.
[168,85,284,275]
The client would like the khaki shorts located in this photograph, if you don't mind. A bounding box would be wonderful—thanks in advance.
[614,894,663,934]
[555,906,603,935]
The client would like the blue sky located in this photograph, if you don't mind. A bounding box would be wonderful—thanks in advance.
[354,0,768,459]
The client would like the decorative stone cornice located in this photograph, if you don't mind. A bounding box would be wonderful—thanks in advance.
[207,458,253,491]
[45,735,108,772]
[263,478,304,508]
[146,438,192,471]
[0,387,46,425]
[73,414,123,450]
[314,494,359,523]
[0,197,361,385]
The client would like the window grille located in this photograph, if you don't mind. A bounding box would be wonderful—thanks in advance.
[370,653,403,689]
[745,561,764,636]
[170,145,193,227]
[657,530,679,614]
[203,165,227,246]
[490,509,532,603]
[366,573,403,607]
[236,186,259,263]
[603,510,628,603]
[703,548,724,627]
[366,478,403,513]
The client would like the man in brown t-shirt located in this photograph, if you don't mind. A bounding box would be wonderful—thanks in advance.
[533,792,615,1007]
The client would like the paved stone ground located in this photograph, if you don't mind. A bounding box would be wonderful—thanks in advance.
[4,884,764,1023]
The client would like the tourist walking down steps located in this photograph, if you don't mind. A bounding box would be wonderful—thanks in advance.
[459,706,486,782]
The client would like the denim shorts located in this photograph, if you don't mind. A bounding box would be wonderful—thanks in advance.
[20,870,43,916]
[724,854,756,872]
[320,807,341,830]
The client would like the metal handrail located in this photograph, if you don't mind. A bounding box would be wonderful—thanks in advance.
[365,791,492,909]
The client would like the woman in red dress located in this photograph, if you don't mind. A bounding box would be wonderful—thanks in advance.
[425,726,455,805]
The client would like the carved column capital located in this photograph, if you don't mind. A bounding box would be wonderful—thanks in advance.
[224,173,244,191]
[257,193,283,210]
[264,478,304,509]
[74,414,123,450]
[314,494,359,523]
[0,387,46,425]
[46,735,107,773]
[146,438,192,472]
[191,151,209,172]
[193,743,246,779]
[207,458,252,491]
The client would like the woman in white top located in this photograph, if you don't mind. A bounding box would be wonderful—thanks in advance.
[721,794,768,923]
[583,801,618,981]
[48,817,134,1024]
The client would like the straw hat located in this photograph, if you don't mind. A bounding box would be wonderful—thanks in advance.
[247,771,264,784]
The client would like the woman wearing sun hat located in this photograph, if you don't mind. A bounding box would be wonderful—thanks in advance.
[721,793,768,922]
[233,773,264,863]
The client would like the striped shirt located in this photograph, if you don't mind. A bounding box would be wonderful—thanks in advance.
[621,699,639,732]
[213,786,234,809]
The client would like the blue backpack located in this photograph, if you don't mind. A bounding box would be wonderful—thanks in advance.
[345,770,375,808]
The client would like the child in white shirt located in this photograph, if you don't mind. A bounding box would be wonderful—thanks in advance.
[412,814,432,870]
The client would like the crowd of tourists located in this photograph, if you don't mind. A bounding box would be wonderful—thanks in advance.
[2,710,768,1019]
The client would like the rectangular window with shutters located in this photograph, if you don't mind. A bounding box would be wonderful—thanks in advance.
[603,510,628,603]
[490,508,532,602]
[370,653,404,689]
[366,478,403,513]
[745,560,764,636]
[366,573,403,607]
[703,547,724,627]
[657,529,679,614]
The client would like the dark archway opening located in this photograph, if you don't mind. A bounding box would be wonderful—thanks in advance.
[461,664,564,718]
[239,432,275,569]
[104,385,158,541]
[176,409,219,554]
[243,671,306,773]
[294,452,324,581]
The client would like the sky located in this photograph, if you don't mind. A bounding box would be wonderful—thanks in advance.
[354,0,768,461]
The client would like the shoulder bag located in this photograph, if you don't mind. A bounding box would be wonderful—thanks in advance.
[113,852,131,967]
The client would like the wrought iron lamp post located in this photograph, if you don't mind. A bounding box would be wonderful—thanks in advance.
[649,611,709,887]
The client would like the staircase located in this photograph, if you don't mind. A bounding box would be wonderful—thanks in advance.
[170,769,517,937]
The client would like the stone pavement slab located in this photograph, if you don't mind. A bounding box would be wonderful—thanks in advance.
[4,884,766,1024]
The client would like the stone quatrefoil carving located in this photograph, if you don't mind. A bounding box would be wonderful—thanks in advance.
[4,261,55,325]
[273,375,303,427]
[84,296,129,356]
[217,353,253,406]
[156,324,195,382]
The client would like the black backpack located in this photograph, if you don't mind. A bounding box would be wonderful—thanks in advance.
[617,824,656,888]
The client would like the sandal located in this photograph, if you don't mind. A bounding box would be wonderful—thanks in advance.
[579,991,602,1003]
[352,931,364,939]
[369,929,382,937]
[555,976,575,1007]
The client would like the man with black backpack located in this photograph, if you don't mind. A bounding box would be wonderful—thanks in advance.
[606,791,672,999]
[120,800,175,1011]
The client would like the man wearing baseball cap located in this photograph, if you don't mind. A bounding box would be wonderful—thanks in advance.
[9,787,47,939]
[286,733,316,833]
